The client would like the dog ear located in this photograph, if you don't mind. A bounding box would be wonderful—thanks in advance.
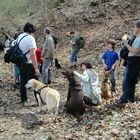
[32,82,37,90]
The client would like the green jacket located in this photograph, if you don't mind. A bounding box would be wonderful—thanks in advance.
[71,36,80,52]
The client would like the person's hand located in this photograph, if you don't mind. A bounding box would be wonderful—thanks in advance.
[35,69,40,78]
[122,34,128,46]
[111,65,115,70]
[104,64,108,70]
[73,71,77,75]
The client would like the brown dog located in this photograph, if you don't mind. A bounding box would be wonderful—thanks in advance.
[62,70,85,121]
[101,71,112,99]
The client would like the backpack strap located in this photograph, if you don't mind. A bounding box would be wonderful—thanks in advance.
[17,35,28,45]
[17,35,30,55]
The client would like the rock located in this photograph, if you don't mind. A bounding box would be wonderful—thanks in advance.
[128,130,140,140]
[21,113,38,129]
[90,1,99,7]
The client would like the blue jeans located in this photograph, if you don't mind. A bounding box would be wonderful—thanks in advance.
[120,62,140,103]
[110,70,116,93]
[42,59,52,84]
[70,49,78,63]
[13,64,20,80]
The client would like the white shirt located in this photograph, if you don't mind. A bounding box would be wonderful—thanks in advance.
[74,69,102,104]
[17,33,37,63]
[128,36,140,56]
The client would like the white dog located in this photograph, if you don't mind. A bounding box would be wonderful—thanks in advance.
[25,79,60,116]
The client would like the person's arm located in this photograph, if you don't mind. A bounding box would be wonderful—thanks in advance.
[102,52,108,70]
[41,41,48,58]
[70,37,76,46]
[122,37,140,54]
[125,43,140,54]
[111,60,119,70]
[102,59,108,70]
[41,40,53,59]
[73,71,89,82]
[30,48,39,75]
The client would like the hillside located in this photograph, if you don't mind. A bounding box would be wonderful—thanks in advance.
[0,0,140,140]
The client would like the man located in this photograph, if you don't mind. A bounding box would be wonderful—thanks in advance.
[120,20,140,104]
[102,39,119,96]
[17,22,40,105]
[69,31,82,68]
[41,27,55,84]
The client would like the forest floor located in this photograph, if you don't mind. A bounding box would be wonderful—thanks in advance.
[0,52,140,140]
[0,0,140,139]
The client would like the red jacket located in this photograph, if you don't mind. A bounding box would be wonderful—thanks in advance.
[36,47,43,64]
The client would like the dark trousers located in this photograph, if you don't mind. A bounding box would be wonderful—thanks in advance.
[120,58,140,103]
[18,64,38,103]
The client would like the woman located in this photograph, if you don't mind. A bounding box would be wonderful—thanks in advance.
[73,62,102,105]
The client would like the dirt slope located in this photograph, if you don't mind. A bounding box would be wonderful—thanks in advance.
[0,0,140,140]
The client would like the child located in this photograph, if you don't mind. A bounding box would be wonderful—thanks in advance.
[102,39,119,96]
[74,62,102,105]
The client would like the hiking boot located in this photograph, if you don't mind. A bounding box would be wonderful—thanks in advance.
[114,100,127,107]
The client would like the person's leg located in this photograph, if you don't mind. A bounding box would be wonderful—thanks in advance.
[42,59,51,84]
[120,64,137,104]
[127,64,140,103]
[26,64,38,103]
[120,66,129,103]
[70,50,78,67]
[128,83,136,103]
[48,68,51,84]
[110,70,116,95]
[39,64,42,74]
[70,49,75,66]
[73,51,78,67]
[18,65,28,103]
[17,66,20,84]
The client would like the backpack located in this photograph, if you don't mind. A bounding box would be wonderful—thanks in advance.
[4,35,29,66]
[52,35,59,49]
[120,35,136,60]
[52,35,58,45]
[75,36,85,49]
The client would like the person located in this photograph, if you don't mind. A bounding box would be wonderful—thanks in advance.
[69,32,83,68]
[119,20,140,104]
[13,64,20,89]
[73,62,102,105]
[17,22,40,105]
[12,32,20,89]
[102,39,119,96]
[36,44,43,73]
[41,27,55,84]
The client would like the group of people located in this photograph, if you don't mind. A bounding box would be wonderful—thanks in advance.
[4,19,140,107]
[7,23,55,105]
[68,20,140,106]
